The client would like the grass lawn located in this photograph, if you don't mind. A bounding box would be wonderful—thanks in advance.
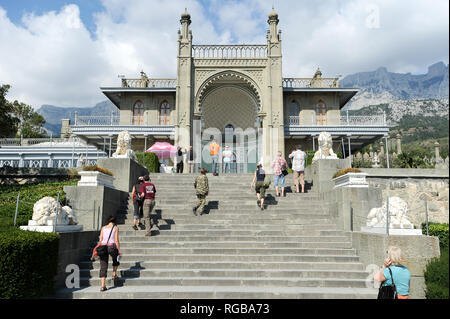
[0,180,78,232]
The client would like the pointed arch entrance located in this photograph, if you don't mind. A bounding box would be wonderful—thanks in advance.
[196,71,262,173]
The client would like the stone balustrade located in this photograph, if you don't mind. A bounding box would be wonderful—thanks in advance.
[282,77,340,88]
[121,78,177,88]
[192,44,268,59]
[285,114,386,126]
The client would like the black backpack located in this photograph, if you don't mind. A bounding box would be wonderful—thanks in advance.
[377,267,398,299]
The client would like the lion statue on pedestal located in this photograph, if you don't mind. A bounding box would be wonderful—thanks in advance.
[112,130,137,161]
[312,132,338,163]
[32,196,78,226]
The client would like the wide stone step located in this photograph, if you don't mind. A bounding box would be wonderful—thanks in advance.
[119,224,338,231]
[55,285,378,299]
[118,229,346,237]
[115,235,351,242]
[120,213,330,220]
[80,261,364,271]
[83,254,360,264]
[106,247,356,256]
[79,276,371,289]
[118,241,353,249]
[80,268,369,279]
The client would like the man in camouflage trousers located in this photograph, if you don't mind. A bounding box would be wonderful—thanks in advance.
[193,168,209,216]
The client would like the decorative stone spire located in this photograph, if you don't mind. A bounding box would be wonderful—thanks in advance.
[180,8,191,41]
[267,6,280,43]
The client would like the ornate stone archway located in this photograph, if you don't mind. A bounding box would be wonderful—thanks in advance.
[194,70,262,118]
[201,85,258,132]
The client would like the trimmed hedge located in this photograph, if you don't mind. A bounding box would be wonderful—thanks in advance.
[0,229,60,298]
[422,222,449,248]
[135,151,161,173]
[422,222,449,299]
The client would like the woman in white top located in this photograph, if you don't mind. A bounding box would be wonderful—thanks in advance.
[98,215,122,291]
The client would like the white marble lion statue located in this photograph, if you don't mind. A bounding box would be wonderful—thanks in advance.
[32,196,78,226]
[112,130,137,161]
[366,196,413,229]
[312,132,338,163]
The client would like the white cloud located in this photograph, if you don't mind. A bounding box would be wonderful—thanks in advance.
[0,0,448,108]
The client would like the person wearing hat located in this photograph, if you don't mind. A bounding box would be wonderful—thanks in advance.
[251,162,266,211]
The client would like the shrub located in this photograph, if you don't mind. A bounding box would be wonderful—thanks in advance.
[82,165,114,176]
[424,246,449,299]
[0,229,60,298]
[332,167,362,179]
[306,150,315,166]
[422,222,449,299]
[135,152,161,173]
[422,222,449,248]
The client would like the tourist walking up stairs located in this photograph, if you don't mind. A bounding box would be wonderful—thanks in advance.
[193,168,209,216]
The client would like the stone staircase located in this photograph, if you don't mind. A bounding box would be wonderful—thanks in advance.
[56,173,378,299]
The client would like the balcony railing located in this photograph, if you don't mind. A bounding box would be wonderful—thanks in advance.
[74,113,175,126]
[121,78,177,89]
[192,44,268,59]
[282,77,340,88]
[286,114,386,126]
[75,114,120,126]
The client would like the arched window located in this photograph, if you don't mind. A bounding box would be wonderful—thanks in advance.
[289,100,300,125]
[316,99,327,125]
[159,100,171,125]
[132,100,144,125]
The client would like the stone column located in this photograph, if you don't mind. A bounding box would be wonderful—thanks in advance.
[175,9,193,167]
[396,134,402,154]
[434,141,440,159]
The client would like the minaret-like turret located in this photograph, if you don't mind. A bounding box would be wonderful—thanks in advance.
[175,8,193,151]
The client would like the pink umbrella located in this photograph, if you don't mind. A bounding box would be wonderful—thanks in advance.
[146,142,177,158]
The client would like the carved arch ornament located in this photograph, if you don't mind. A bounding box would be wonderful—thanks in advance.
[194,71,262,115]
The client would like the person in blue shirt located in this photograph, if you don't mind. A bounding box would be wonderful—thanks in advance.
[374,246,411,299]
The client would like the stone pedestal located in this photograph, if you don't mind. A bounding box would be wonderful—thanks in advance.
[306,158,351,193]
[78,171,115,188]
[97,158,149,192]
[20,220,82,232]
[332,172,368,189]
[360,227,422,235]
[64,185,129,230]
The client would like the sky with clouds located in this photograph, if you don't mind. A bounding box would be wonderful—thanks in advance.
[0,0,448,108]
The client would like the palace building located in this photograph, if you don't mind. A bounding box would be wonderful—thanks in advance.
[68,8,389,172]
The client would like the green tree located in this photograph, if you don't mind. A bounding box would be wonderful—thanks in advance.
[0,84,19,138]
[12,101,46,138]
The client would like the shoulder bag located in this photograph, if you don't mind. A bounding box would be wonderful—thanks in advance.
[97,225,116,259]
[377,267,398,299]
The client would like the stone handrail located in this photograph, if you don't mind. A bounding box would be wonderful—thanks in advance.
[74,113,175,126]
[286,115,386,126]
[192,44,268,58]
[283,77,340,88]
[121,78,177,88]
[75,114,120,126]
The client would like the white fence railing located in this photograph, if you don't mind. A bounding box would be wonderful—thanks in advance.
[0,137,82,147]
[74,113,175,126]
[192,44,268,59]
[286,114,386,126]
[121,78,177,88]
[282,77,340,88]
